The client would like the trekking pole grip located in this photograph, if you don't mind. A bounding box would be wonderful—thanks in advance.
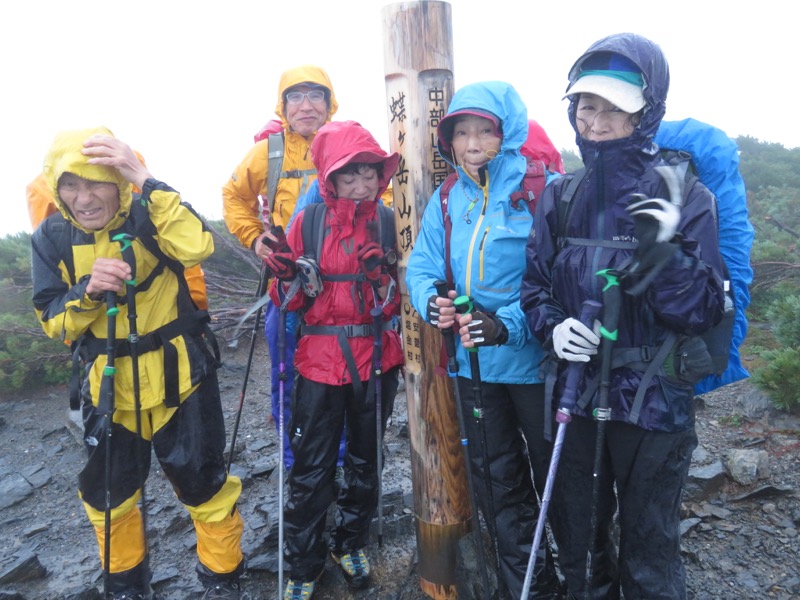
[559,300,603,422]
[453,295,477,354]
[433,280,458,374]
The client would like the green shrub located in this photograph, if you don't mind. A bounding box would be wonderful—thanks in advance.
[752,347,800,414]
[0,312,71,391]
[765,295,800,347]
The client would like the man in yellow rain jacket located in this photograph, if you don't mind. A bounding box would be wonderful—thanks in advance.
[222,65,341,469]
[31,127,244,600]
[27,162,209,311]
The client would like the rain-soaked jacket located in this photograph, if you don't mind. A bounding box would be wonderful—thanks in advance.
[268,120,404,386]
[27,167,209,311]
[407,81,551,383]
[222,65,339,245]
[520,34,726,432]
[31,126,216,412]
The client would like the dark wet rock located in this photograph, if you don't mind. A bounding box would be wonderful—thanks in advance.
[685,460,727,502]
[0,551,46,584]
[0,475,33,511]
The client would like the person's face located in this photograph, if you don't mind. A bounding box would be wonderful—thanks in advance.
[332,165,380,204]
[575,93,639,142]
[450,115,502,180]
[284,84,329,137]
[57,173,120,230]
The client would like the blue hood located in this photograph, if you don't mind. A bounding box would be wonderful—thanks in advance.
[437,81,528,172]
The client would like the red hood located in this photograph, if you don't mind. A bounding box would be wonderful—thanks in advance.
[310,121,399,201]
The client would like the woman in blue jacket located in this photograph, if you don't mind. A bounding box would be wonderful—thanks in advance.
[407,81,562,599]
[520,34,726,599]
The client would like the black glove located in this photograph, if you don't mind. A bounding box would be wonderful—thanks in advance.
[427,292,458,330]
[358,242,385,284]
[624,194,681,294]
[461,311,509,347]
[263,225,290,254]
[427,294,444,325]
[264,252,297,281]
[628,194,680,248]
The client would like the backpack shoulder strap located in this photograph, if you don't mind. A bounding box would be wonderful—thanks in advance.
[510,157,548,215]
[266,132,285,225]
[376,203,396,254]
[44,212,77,287]
[439,173,458,287]
[301,202,327,262]
[557,167,586,240]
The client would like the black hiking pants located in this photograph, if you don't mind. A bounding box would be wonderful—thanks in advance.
[455,378,562,599]
[284,367,399,581]
[549,415,697,600]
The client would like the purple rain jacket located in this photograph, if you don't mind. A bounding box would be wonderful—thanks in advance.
[520,33,726,433]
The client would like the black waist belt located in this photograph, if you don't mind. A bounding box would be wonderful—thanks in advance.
[73,311,213,410]
[300,321,392,405]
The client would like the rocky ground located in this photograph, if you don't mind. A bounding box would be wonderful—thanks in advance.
[1,336,798,600]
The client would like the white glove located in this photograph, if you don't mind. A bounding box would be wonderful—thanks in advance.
[627,194,680,243]
[552,318,601,362]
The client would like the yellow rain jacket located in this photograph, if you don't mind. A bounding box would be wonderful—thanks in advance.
[222,65,339,246]
[31,126,216,411]
[27,163,209,311]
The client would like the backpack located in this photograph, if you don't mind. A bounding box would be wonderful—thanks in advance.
[300,201,396,269]
[439,155,547,286]
[555,123,746,404]
[254,120,317,227]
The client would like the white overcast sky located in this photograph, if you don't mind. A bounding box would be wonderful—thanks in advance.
[1,0,795,237]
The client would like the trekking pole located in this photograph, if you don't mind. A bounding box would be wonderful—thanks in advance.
[434,281,492,597]
[227,260,270,472]
[370,301,385,548]
[583,270,622,599]
[521,299,602,600]
[277,278,301,599]
[113,233,151,593]
[453,293,506,597]
[101,292,120,598]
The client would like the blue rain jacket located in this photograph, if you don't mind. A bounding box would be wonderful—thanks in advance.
[520,34,726,432]
[407,81,553,383]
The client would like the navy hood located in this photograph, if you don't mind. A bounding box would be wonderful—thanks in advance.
[566,33,670,156]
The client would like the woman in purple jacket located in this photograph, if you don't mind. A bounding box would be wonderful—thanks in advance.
[521,33,726,599]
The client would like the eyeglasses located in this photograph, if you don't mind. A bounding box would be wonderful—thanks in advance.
[285,90,327,105]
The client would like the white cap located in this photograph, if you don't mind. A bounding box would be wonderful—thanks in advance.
[564,74,645,114]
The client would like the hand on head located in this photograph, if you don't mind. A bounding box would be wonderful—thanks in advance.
[82,135,153,190]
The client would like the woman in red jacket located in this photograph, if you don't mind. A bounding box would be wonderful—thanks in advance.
[266,120,403,599]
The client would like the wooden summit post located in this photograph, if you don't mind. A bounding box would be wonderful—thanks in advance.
[382,2,474,598]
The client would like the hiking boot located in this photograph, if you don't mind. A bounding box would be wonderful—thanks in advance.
[331,549,370,589]
[283,578,316,600]
[201,579,241,599]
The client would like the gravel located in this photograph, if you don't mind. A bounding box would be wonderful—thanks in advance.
[0,339,798,599]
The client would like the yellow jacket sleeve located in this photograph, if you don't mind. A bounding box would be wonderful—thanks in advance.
[222,140,268,250]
